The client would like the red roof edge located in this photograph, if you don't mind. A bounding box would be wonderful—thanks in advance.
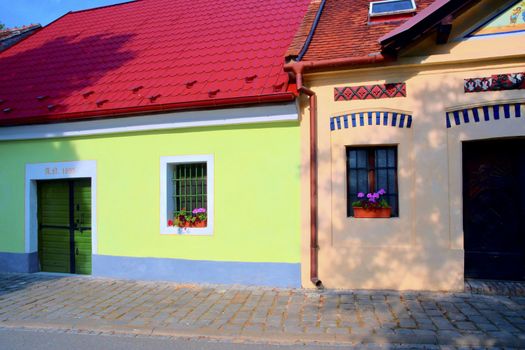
[0,92,296,127]
[379,0,480,50]
[70,0,140,14]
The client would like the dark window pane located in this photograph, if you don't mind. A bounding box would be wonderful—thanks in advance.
[376,149,387,167]
[388,169,396,194]
[375,168,388,190]
[349,169,357,191]
[387,148,396,167]
[349,150,357,168]
[357,169,368,192]
[356,149,367,168]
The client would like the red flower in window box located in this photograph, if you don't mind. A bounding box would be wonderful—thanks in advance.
[174,208,207,228]
[352,189,392,218]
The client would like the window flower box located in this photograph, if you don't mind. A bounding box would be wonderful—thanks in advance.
[351,189,392,218]
[352,207,392,218]
[169,208,208,228]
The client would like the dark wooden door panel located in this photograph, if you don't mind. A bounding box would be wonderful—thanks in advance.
[463,139,525,281]
[38,179,92,275]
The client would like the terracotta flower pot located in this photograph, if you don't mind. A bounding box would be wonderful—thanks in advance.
[352,207,391,218]
[193,220,207,228]
[178,221,191,228]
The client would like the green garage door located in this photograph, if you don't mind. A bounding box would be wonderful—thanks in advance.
[38,179,92,274]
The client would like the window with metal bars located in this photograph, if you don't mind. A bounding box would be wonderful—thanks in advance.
[173,163,207,215]
[346,146,399,217]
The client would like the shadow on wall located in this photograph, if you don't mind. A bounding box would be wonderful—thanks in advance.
[0,32,138,272]
[308,64,505,292]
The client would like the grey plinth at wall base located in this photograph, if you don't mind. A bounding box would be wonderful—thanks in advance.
[0,252,39,273]
[92,254,301,288]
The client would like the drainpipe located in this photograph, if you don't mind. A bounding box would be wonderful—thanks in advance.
[284,54,390,289]
[285,64,322,289]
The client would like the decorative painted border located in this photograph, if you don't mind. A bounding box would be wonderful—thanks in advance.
[464,72,524,93]
[92,255,301,288]
[330,111,412,131]
[334,83,406,101]
[446,103,523,128]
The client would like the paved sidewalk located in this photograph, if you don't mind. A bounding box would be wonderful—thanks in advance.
[0,273,524,348]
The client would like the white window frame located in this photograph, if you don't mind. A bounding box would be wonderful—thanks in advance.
[160,155,214,235]
[369,0,416,17]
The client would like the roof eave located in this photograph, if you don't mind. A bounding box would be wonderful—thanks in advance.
[379,0,480,52]
[284,53,395,75]
[0,92,296,127]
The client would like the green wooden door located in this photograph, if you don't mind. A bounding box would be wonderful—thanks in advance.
[38,181,70,273]
[38,179,92,274]
[73,179,92,274]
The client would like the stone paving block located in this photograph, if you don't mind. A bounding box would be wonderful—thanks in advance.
[2,273,525,348]
[453,321,478,331]
[430,317,456,330]
[399,318,417,329]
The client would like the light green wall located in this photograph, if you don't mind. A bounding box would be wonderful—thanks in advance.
[0,122,301,263]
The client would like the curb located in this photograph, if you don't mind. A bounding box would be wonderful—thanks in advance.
[1,319,524,348]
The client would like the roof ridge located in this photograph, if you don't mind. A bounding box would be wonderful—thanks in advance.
[69,0,140,15]
[0,24,41,34]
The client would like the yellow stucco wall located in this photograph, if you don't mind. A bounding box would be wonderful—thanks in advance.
[299,0,525,291]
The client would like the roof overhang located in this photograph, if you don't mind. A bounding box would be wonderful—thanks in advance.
[379,0,480,52]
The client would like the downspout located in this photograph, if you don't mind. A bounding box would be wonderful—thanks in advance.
[285,54,390,289]
[293,65,323,289]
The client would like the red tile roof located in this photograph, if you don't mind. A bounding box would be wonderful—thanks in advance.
[0,0,310,126]
[297,0,435,62]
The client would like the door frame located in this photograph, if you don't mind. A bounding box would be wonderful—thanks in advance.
[446,101,525,280]
[25,161,97,256]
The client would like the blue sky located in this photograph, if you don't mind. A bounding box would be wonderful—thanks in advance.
[1,0,129,28]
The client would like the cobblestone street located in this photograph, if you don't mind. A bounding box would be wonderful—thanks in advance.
[0,273,524,349]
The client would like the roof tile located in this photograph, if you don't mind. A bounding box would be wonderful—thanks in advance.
[299,0,434,61]
[0,0,310,125]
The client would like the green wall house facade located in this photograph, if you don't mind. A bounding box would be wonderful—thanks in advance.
[0,0,311,287]
[0,105,303,286]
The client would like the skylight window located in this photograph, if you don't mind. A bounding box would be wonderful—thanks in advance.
[369,0,416,17]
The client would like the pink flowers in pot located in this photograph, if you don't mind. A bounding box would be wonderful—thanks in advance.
[352,189,390,209]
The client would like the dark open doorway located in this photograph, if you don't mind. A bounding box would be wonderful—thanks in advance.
[463,138,525,281]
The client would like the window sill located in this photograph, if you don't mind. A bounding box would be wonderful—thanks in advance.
[348,216,400,220]
[161,226,213,236]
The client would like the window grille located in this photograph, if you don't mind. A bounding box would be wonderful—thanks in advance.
[173,163,207,215]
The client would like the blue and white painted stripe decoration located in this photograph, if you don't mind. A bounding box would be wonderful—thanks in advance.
[330,111,412,131]
[446,103,523,128]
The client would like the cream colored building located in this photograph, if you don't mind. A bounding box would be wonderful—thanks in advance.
[287,0,525,290]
